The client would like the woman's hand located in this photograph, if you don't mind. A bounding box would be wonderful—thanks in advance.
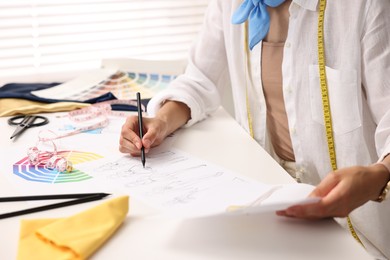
[119,116,169,156]
[276,164,390,219]
[119,100,191,157]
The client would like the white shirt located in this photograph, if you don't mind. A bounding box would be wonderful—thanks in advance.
[148,0,390,258]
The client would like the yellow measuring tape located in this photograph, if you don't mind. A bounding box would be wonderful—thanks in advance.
[243,0,364,247]
[317,0,337,171]
[244,21,254,138]
[317,0,364,247]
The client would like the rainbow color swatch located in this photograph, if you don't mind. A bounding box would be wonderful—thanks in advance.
[13,151,103,184]
[69,71,176,101]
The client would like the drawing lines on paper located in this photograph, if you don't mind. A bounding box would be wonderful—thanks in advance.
[91,149,240,207]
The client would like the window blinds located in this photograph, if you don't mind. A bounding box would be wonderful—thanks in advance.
[0,0,209,78]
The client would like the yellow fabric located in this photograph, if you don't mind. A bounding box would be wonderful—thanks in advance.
[0,98,90,117]
[17,196,129,260]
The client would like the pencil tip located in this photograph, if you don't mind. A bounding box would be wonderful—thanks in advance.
[97,193,110,199]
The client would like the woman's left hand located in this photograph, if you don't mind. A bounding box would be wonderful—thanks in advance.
[276,164,390,219]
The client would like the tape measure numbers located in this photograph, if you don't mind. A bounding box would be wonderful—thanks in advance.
[317,0,364,247]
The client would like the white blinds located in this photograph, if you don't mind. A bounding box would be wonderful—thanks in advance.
[0,0,209,79]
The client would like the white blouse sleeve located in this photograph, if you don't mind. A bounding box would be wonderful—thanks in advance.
[147,0,229,127]
[361,0,390,161]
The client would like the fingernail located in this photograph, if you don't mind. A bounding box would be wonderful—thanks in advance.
[143,139,151,148]
[286,208,296,216]
[275,211,283,216]
[135,142,142,149]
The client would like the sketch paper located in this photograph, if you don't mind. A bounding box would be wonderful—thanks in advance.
[225,183,320,216]
[77,148,317,218]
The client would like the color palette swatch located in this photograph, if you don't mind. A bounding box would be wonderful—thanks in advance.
[13,151,103,184]
[68,71,176,101]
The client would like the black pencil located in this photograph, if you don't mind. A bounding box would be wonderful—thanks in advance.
[136,92,146,168]
[0,193,110,202]
[0,193,110,220]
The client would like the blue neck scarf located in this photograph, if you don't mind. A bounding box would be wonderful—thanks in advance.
[232,0,286,50]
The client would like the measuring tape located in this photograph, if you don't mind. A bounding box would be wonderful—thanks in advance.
[244,21,255,138]
[40,99,140,141]
[317,0,337,171]
[317,0,364,247]
[243,0,364,247]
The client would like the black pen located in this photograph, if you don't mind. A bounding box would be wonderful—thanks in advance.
[136,92,146,168]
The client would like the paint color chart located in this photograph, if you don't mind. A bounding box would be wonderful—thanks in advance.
[32,70,177,102]
[13,151,103,184]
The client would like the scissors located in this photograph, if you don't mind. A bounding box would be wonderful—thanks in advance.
[8,115,49,139]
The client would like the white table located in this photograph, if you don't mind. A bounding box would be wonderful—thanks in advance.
[0,108,372,259]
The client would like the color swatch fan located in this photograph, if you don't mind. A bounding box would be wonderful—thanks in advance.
[13,151,103,184]
[31,70,176,102]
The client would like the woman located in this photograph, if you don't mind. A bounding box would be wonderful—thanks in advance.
[120,0,390,258]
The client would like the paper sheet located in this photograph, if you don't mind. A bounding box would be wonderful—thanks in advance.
[76,148,318,218]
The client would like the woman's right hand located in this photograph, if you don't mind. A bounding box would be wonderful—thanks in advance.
[119,100,191,157]
[119,115,169,157]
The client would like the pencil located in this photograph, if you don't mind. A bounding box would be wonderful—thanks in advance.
[136,92,146,168]
[0,193,110,219]
[0,192,110,202]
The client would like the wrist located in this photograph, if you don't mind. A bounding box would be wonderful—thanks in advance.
[371,161,390,202]
[157,100,190,134]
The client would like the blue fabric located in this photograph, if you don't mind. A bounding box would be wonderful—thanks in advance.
[0,83,148,111]
[232,0,286,50]
[0,83,63,102]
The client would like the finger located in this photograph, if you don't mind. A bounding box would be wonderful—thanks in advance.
[284,203,325,219]
[120,118,143,153]
[276,173,340,219]
[122,127,142,149]
[119,135,141,155]
[280,178,338,219]
[124,115,139,128]
[142,134,152,150]
[124,119,144,147]
[122,116,138,137]
[142,119,162,149]
[275,210,288,217]
[276,201,325,219]
[285,182,350,219]
[318,181,355,217]
[309,172,340,198]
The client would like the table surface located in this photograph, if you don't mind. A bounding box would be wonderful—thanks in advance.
[0,107,372,260]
